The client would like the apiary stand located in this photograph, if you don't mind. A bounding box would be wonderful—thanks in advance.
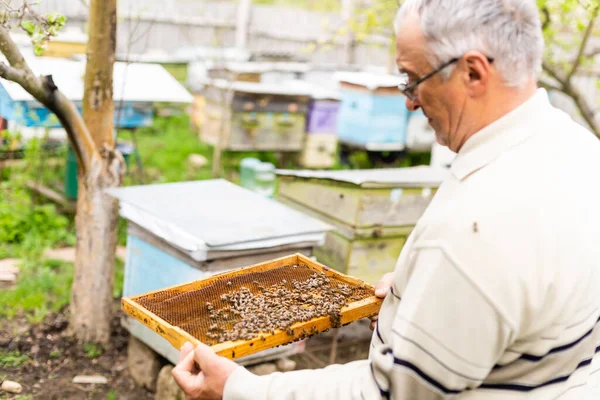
[107,179,331,368]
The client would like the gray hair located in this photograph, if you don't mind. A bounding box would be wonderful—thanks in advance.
[395,0,544,87]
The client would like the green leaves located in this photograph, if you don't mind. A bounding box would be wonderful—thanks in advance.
[46,12,67,31]
[20,21,36,35]
[17,12,67,56]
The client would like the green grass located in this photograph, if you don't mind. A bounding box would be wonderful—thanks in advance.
[0,351,30,368]
[0,258,73,322]
[118,115,213,185]
[114,257,125,299]
[117,114,284,186]
[48,349,62,359]
[83,343,104,359]
[0,256,126,323]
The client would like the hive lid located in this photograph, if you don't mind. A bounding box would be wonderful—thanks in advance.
[276,166,450,188]
[106,180,332,260]
[333,71,406,91]
[209,79,313,97]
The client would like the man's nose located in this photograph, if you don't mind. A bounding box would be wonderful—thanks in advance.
[405,96,421,112]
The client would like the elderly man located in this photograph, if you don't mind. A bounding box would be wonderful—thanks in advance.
[172,0,600,398]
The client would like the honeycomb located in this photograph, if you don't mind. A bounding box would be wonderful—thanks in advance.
[134,264,373,345]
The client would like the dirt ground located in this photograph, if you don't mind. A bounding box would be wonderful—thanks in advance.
[0,305,153,400]
[0,303,372,400]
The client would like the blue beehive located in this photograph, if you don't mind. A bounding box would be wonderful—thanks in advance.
[335,72,410,151]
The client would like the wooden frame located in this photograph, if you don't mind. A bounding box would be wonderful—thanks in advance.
[122,253,382,360]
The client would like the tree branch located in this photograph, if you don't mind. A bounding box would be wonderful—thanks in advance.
[566,4,599,83]
[541,6,552,31]
[542,61,567,86]
[564,80,600,138]
[585,47,600,58]
[538,79,563,93]
[0,60,29,83]
[0,24,98,173]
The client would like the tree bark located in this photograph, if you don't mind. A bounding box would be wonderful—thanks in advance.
[70,0,123,344]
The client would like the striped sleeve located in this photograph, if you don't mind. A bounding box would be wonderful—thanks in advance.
[382,245,514,398]
[223,244,514,400]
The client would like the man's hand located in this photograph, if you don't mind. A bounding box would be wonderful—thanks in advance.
[370,272,394,331]
[172,342,239,400]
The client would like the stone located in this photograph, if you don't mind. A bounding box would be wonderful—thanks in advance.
[0,258,20,274]
[188,154,208,169]
[1,380,22,393]
[155,365,185,400]
[276,358,297,372]
[44,247,76,263]
[0,272,17,288]
[127,336,162,392]
[116,246,127,261]
[247,362,277,376]
[72,375,108,384]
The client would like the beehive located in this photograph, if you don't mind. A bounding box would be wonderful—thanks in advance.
[200,80,311,152]
[122,254,381,360]
[276,168,449,284]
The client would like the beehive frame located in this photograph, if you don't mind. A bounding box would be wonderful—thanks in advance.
[122,253,382,360]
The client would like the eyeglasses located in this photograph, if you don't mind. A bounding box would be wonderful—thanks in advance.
[398,56,495,101]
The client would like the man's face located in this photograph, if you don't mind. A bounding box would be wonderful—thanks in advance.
[395,16,466,148]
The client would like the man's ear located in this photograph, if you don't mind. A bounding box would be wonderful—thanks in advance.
[462,51,492,97]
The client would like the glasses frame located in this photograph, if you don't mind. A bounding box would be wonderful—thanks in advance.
[398,56,495,101]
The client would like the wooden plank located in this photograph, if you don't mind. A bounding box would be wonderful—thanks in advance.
[314,231,409,285]
[122,253,382,360]
[278,177,434,229]
[346,236,407,286]
[278,178,362,228]
[299,134,338,169]
[313,231,352,275]
[276,195,414,239]
[356,189,433,227]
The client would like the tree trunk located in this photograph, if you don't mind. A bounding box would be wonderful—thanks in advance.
[70,0,122,344]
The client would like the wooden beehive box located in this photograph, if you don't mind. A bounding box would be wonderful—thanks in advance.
[300,134,338,169]
[276,167,449,284]
[122,253,382,360]
[335,72,410,151]
[282,80,341,169]
[200,80,311,151]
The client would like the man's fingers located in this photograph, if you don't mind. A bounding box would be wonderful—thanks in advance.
[375,273,394,298]
[370,320,376,331]
[172,349,196,388]
[174,349,196,373]
[194,341,217,370]
[179,341,194,363]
